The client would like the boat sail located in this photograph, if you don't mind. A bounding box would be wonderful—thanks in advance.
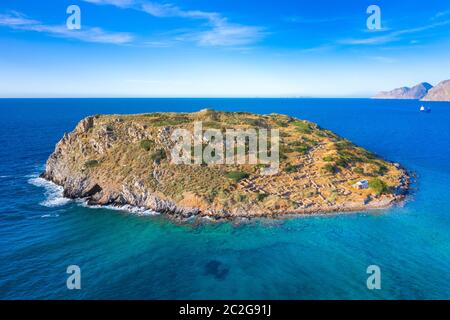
[420,105,431,113]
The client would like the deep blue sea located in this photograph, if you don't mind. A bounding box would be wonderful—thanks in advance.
[0,98,449,300]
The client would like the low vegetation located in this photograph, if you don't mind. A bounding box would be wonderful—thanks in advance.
[292,121,313,134]
[369,178,389,195]
[84,159,99,168]
[322,164,338,174]
[140,139,154,151]
[225,171,249,182]
[150,149,167,164]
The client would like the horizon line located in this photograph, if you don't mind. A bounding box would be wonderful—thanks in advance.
[0,96,374,99]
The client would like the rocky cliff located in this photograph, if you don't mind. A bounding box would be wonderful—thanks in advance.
[41,110,409,221]
[422,80,450,101]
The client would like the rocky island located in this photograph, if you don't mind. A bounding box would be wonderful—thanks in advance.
[41,110,409,221]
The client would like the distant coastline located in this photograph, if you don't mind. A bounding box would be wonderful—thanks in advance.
[373,79,450,101]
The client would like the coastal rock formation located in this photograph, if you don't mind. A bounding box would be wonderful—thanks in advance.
[422,80,450,101]
[374,82,433,100]
[41,110,409,221]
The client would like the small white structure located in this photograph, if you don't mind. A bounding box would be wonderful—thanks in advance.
[354,180,369,190]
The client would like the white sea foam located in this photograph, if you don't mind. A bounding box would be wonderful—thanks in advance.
[28,176,71,208]
[41,213,60,218]
[28,174,157,215]
[78,199,159,216]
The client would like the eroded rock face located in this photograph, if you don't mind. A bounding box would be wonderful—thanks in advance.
[422,80,450,101]
[42,110,409,221]
[76,116,95,134]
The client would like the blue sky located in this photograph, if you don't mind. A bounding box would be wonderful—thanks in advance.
[1,0,449,97]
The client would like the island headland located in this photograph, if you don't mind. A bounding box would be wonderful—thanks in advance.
[374,79,450,101]
[41,110,409,221]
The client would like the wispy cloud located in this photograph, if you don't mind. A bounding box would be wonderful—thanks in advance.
[0,11,39,26]
[142,2,221,21]
[0,11,134,44]
[84,0,266,47]
[284,15,348,24]
[83,0,135,7]
[340,20,450,45]
[368,56,397,63]
[433,10,450,20]
[194,24,265,47]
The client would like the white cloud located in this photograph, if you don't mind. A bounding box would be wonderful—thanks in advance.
[195,23,265,47]
[142,2,266,47]
[0,12,134,44]
[141,2,221,22]
[85,0,266,47]
[0,12,39,26]
[284,16,348,24]
[83,0,135,7]
[141,2,182,17]
[340,20,450,45]
[433,10,450,20]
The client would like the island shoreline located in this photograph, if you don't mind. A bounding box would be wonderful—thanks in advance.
[40,169,410,223]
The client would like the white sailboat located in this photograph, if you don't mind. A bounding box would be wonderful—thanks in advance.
[420,105,431,113]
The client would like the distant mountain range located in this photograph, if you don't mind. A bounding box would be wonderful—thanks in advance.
[374,82,433,100]
[373,80,450,101]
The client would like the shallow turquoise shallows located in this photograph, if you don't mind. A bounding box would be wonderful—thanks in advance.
[0,98,449,299]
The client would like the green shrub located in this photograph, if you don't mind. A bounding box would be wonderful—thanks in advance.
[354,167,364,174]
[140,139,154,151]
[85,160,99,168]
[369,178,388,195]
[336,149,362,164]
[292,121,313,134]
[144,114,190,126]
[376,165,388,176]
[280,144,293,155]
[323,156,334,162]
[302,137,319,146]
[294,144,310,154]
[234,193,247,202]
[205,189,218,203]
[335,157,348,168]
[322,164,337,174]
[150,149,167,164]
[257,193,268,202]
[285,164,299,173]
[225,171,249,182]
[335,140,352,150]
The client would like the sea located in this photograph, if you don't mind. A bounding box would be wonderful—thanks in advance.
[0,98,449,299]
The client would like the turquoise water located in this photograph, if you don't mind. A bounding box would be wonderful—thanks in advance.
[0,98,449,299]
